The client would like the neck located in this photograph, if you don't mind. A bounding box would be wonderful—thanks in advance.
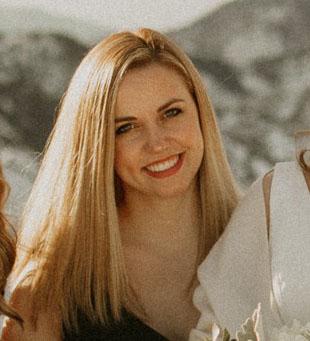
[118,182,201,257]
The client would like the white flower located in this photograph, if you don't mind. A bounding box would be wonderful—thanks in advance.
[190,303,310,341]
[188,324,231,341]
[270,320,310,341]
[189,303,263,341]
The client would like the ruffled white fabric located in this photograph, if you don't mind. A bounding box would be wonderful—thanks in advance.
[190,303,310,341]
[190,130,310,340]
[271,162,310,325]
[189,175,283,340]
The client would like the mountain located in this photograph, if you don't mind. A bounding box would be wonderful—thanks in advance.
[0,32,88,150]
[0,5,110,45]
[169,0,310,61]
[169,0,310,184]
[1,0,310,218]
[0,32,88,218]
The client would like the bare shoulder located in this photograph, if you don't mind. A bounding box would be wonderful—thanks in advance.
[262,170,273,201]
[303,168,310,191]
[262,170,274,237]
[262,165,310,234]
[1,285,62,341]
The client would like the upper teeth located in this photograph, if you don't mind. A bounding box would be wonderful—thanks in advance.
[146,155,179,172]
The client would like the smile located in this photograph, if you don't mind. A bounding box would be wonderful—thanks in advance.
[143,153,184,179]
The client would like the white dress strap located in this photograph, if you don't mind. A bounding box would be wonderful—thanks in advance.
[295,130,310,171]
[270,161,310,325]
[192,177,282,339]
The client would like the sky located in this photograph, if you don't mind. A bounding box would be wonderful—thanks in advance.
[0,0,233,31]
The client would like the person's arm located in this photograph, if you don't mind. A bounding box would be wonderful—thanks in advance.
[262,170,273,238]
[262,167,310,239]
[303,168,310,191]
[1,285,62,341]
[191,175,274,337]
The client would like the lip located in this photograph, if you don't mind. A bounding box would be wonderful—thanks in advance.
[143,153,184,179]
[144,154,180,168]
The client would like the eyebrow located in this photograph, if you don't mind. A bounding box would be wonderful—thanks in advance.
[115,116,137,123]
[157,98,185,112]
[115,98,185,123]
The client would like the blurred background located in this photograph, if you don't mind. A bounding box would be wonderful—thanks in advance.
[0,0,310,221]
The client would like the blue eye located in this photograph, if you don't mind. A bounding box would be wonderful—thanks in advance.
[116,123,135,135]
[164,108,182,118]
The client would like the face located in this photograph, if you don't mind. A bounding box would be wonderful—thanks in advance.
[114,63,204,200]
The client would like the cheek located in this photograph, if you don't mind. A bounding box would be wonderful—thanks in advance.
[193,129,204,161]
[196,125,204,150]
[186,120,204,165]
[183,117,204,149]
[114,141,126,177]
[114,140,138,178]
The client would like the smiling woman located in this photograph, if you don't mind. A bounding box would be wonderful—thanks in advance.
[114,63,204,199]
[1,28,239,341]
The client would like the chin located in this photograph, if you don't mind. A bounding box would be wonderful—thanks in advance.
[151,181,196,199]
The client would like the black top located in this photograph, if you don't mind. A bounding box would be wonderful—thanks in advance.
[63,308,169,341]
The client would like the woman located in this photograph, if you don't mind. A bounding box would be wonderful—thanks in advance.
[0,165,21,323]
[1,28,239,340]
[190,131,310,340]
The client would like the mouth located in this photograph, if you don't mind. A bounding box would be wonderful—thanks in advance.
[143,153,184,179]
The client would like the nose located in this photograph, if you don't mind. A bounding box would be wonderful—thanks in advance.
[143,125,169,154]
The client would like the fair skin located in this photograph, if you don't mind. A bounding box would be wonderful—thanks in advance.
[263,167,310,235]
[1,285,61,340]
[115,63,203,340]
[2,62,309,340]
[1,62,204,341]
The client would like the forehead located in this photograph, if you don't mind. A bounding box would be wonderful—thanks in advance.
[115,63,192,114]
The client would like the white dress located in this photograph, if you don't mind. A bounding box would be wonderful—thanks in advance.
[190,138,310,340]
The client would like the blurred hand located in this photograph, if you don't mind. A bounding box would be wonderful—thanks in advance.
[1,285,61,341]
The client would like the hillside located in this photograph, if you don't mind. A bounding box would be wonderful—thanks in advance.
[169,0,310,183]
[1,0,310,218]
[0,32,88,217]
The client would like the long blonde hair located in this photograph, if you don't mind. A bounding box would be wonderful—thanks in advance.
[12,28,239,333]
[0,165,22,322]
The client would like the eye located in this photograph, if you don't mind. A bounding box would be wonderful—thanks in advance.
[164,107,182,118]
[115,122,136,135]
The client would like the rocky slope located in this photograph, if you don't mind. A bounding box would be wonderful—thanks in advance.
[0,33,88,218]
[169,0,310,183]
[1,0,310,219]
